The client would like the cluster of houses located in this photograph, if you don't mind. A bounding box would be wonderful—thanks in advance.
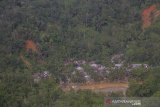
[32,71,51,83]
[31,54,149,85]
[114,63,148,69]
[70,60,110,82]
[64,54,149,83]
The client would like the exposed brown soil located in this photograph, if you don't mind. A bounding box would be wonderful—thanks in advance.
[142,4,160,29]
[25,40,38,52]
[20,40,39,68]
[61,82,129,92]
[79,82,128,90]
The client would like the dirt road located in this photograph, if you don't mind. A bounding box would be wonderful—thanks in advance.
[62,82,129,94]
[79,82,128,90]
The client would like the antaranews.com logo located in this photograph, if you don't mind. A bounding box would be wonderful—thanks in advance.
[104,97,160,107]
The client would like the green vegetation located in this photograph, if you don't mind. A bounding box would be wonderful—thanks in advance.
[127,67,160,97]
[0,0,160,106]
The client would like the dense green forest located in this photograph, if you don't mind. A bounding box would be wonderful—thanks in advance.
[0,0,160,107]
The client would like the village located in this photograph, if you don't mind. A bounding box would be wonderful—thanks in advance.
[32,54,149,95]
[60,55,148,94]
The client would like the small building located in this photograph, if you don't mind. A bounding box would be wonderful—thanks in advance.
[115,64,123,69]
[90,63,98,68]
[98,66,106,71]
[76,66,84,71]
[32,71,51,83]
[131,64,149,69]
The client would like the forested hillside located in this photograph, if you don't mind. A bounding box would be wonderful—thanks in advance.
[0,0,160,107]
